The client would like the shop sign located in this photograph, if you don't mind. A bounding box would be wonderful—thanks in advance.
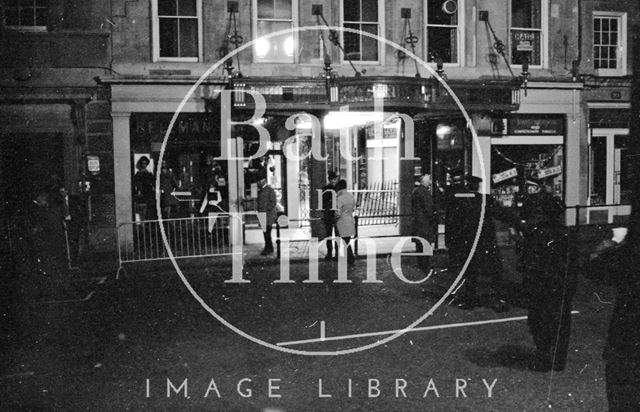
[536,165,562,179]
[492,167,518,183]
[508,115,564,135]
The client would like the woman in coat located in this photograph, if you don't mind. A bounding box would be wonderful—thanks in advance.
[334,179,355,264]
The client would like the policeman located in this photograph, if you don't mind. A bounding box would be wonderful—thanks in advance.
[454,175,504,310]
[518,178,574,372]
[444,173,467,272]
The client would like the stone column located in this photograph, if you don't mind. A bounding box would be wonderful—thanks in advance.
[111,112,133,246]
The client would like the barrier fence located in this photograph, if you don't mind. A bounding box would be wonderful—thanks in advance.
[116,214,235,277]
[113,203,632,275]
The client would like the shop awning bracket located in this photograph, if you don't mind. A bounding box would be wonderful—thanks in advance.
[312,5,362,78]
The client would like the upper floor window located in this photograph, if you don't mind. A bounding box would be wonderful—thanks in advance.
[152,0,202,62]
[342,0,381,63]
[4,0,47,31]
[253,0,296,63]
[593,12,627,76]
[510,0,547,67]
[425,0,463,65]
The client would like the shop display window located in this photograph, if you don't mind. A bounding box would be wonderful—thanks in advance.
[491,144,563,208]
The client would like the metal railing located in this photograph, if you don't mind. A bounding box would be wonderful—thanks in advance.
[565,203,631,227]
[116,214,236,278]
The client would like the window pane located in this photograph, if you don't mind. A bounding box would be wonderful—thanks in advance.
[602,32,609,45]
[602,18,609,31]
[159,18,179,57]
[428,26,458,63]
[343,23,360,60]
[35,0,46,6]
[19,7,35,26]
[179,19,198,57]
[594,18,600,31]
[428,0,458,25]
[511,0,540,28]
[19,0,34,8]
[256,20,293,61]
[344,0,360,22]
[257,0,274,19]
[591,136,606,205]
[35,6,47,26]
[5,9,19,26]
[158,0,177,16]
[274,0,292,20]
[6,0,19,7]
[611,18,618,31]
[177,0,197,16]
[361,23,378,60]
[361,0,378,22]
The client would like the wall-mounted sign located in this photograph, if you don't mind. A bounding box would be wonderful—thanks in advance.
[87,155,100,174]
[508,115,564,135]
[492,167,518,183]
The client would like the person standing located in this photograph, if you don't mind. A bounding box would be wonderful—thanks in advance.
[133,156,155,220]
[461,175,506,310]
[159,161,179,218]
[587,225,640,410]
[334,179,355,265]
[519,179,574,372]
[322,171,339,260]
[411,174,435,273]
[445,173,468,272]
[257,174,277,256]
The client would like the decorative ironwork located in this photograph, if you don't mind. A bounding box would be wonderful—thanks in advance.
[217,1,243,81]
[398,8,421,78]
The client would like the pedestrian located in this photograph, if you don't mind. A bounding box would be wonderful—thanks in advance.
[518,178,574,372]
[444,173,467,272]
[54,185,86,267]
[159,161,179,218]
[454,175,504,310]
[334,179,355,265]
[133,156,155,220]
[587,224,640,410]
[257,173,277,256]
[411,174,435,273]
[322,171,339,260]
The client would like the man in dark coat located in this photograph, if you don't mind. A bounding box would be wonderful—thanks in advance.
[587,225,640,410]
[257,174,277,255]
[445,173,467,272]
[322,171,339,260]
[455,175,504,310]
[411,174,435,272]
[519,180,574,372]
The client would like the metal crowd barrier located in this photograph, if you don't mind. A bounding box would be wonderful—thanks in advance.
[116,214,235,278]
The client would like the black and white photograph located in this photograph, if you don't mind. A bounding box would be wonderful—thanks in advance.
[2,0,640,410]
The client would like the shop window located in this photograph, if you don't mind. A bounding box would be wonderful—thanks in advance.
[491,144,564,209]
[593,12,627,76]
[343,0,381,63]
[253,0,296,63]
[510,0,546,67]
[152,0,202,61]
[425,0,463,64]
[3,0,47,31]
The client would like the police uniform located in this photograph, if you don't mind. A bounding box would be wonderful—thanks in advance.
[519,188,574,372]
[455,176,503,309]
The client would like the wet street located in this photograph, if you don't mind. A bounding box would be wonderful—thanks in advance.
[2,246,616,411]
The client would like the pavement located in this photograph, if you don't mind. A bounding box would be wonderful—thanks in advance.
[0,224,619,411]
